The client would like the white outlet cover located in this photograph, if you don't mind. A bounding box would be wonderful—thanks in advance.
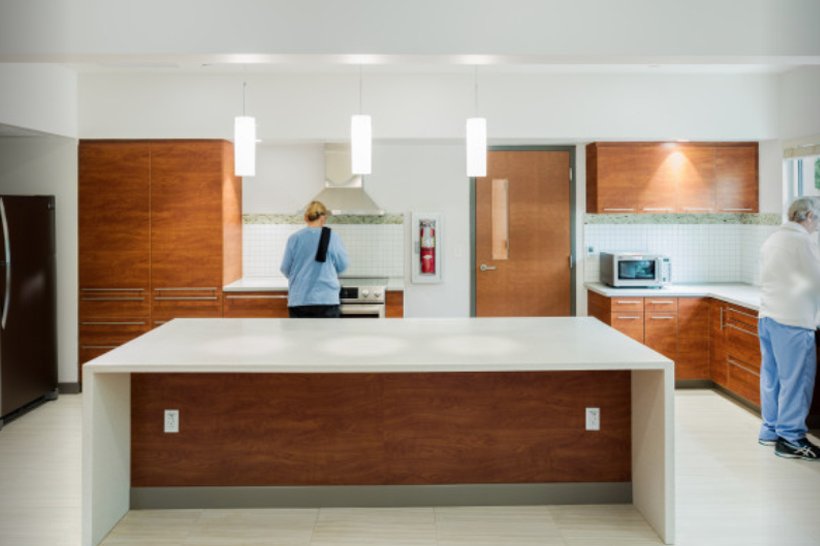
[164,409,179,433]
[585,407,600,431]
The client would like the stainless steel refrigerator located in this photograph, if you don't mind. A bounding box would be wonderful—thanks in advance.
[0,195,58,429]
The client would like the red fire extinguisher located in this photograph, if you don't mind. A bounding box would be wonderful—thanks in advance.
[420,220,436,274]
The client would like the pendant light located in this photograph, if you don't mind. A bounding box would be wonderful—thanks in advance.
[466,67,487,177]
[234,81,256,177]
[351,67,372,175]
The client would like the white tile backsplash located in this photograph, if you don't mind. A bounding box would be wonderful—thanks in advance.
[583,223,778,285]
[243,224,404,279]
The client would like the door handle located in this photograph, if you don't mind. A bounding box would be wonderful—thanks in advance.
[0,198,9,330]
[479,264,497,272]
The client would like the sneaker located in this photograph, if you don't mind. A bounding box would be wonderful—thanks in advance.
[775,437,820,460]
[758,437,778,446]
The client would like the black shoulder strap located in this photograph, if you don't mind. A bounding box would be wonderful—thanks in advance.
[315,227,331,263]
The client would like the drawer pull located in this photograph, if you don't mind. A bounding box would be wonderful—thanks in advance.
[721,208,753,212]
[650,316,675,320]
[643,207,673,211]
[616,316,641,320]
[725,322,757,337]
[154,320,168,325]
[154,296,218,301]
[225,294,288,300]
[727,307,758,320]
[154,287,217,292]
[81,288,145,292]
[81,345,118,350]
[727,357,760,376]
[603,208,635,212]
[81,297,145,302]
[683,207,711,211]
[647,300,675,304]
[80,321,146,326]
[615,301,641,305]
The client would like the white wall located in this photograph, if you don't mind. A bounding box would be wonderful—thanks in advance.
[244,144,325,214]
[0,64,78,138]
[0,135,78,384]
[779,66,820,142]
[79,71,780,142]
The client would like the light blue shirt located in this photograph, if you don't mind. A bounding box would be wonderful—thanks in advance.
[280,227,349,307]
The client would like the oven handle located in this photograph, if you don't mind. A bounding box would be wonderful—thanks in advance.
[340,304,385,316]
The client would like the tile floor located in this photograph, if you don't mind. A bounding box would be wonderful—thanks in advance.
[1,390,819,545]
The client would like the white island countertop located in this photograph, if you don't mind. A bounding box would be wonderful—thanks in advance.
[85,316,672,374]
[585,282,761,310]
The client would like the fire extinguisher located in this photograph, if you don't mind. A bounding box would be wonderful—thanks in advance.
[420,220,436,274]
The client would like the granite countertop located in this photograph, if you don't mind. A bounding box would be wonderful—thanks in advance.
[224,277,405,292]
[585,282,761,310]
[83,317,671,374]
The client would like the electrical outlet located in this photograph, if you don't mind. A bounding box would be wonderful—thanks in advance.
[585,407,600,431]
[587,246,595,255]
[164,409,179,433]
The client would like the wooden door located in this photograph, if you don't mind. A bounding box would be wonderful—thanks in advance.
[475,150,571,317]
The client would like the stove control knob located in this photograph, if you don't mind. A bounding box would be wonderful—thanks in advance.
[374,291,383,298]
[362,289,370,297]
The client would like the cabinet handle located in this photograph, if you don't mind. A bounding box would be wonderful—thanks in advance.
[683,207,712,211]
[225,294,288,300]
[81,345,118,350]
[725,322,757,337]
[616,316,641,320]
[647,300,675,304]
[80,288,145,292]
[81,297,145,302]
[154,296,218,301]
[615,301,641,305]
[154,287,217,292]
[727,307,758,320]
[80,321,146,326]
[721,208,753,212]
[643,207,673,212]
[719,306,724,330]
[154,320,168,325]
[603,208,635,212]
[649,316,675,320]
[727,357,760,376]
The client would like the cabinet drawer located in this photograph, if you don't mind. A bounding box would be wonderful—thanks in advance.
[79,287,149,318]
[151,287,222,324]
[725,322,761,373]
[724,305,758,333]
[610,313,644,342]
[727,357,760,406]
[79,320,150,366]
[645,298,677,313]
[223,292,289,318]
[610,297,644,312]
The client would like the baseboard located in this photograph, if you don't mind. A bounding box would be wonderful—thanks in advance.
[712,385,761,415]
[675,379,713,389]
[132,482,632,510]
[58,382,81,394]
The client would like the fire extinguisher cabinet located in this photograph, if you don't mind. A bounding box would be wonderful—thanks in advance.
[411,212,443,283]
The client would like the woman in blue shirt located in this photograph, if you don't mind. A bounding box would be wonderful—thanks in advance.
[280,201,349,318]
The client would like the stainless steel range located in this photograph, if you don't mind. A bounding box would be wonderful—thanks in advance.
[339,277,387,318]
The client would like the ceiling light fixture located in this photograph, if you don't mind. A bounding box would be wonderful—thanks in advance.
[234,81,256,177]
[351,66,372,175]
[466,67,487,177]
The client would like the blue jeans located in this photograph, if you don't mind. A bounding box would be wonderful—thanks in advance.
[758,317,817,443]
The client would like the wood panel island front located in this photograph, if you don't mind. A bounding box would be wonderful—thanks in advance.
[83,317,675,545]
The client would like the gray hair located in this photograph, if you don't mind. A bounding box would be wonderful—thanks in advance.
[788,196,820,223]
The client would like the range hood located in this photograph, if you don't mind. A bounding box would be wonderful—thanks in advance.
[306,144,385,216]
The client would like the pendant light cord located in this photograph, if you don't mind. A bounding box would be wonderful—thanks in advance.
[473,66,479,116]
[242,81,247,116]
[358,66,363,114]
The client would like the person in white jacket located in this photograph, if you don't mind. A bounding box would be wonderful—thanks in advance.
[757,196,820,460]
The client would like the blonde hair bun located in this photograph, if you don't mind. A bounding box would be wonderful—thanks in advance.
[305,201,329,222]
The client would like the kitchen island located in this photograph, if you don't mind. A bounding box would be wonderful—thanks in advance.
[83,317,675,545]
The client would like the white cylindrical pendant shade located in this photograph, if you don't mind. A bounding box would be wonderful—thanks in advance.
[234,116,256,177]
[466,117,487,177]
[351,114,372,175]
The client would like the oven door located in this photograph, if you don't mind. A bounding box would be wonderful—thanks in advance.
[339,303,386,318]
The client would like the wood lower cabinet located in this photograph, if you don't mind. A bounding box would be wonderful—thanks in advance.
[386,291,404,318]
[222,292,290,318]
[587,142,758,214]
[78,140,242,385]
[722,303,761,406]
[709,299,728,386]
[677,298,710,380]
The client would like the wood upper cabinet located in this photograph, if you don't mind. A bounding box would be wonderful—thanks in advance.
[587,142,758,214]
[715,144,759,213]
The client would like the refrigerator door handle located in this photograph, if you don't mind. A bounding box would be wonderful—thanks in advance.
[0,197,9,330]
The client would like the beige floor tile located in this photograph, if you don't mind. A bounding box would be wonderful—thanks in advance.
[183,508,317,545]
[101,509,200,544]
[548,505,660,541]
[310,507,436,545]
[435,505,564,545]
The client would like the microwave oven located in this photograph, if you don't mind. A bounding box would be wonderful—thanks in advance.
[600,252,671,288]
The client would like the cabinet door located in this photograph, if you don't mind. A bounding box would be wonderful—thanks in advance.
[610,313,644,342]
[150,141,231,323]
[674,145,716,213]
[677,298,710,380]
[644,312,677,360]
[715,144,758,213]
[588,144,675,214]
[709,300,728,386]
[386,291,404,318]
[223,292,289,318]
[78,141,151,296]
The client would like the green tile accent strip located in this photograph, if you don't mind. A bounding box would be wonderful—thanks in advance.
[244,213,405,225]
[585,213,782,225]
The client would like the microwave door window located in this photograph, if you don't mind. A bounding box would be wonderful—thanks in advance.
[618,260,656,280]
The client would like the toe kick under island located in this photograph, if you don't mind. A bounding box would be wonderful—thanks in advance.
[83,317,675,545]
